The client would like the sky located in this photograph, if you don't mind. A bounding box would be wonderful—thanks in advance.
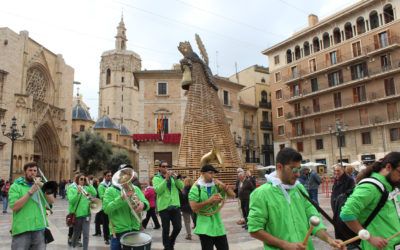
[1,0,358,119]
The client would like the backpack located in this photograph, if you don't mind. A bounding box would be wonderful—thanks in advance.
[332,177,388,245]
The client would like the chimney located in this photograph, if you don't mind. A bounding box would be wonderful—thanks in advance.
[308,14,319,27]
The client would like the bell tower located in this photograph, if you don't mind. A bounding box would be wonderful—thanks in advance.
[98,16,141,134]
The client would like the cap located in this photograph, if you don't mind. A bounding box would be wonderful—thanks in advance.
[119,164,133,170]
[200,165,219,173]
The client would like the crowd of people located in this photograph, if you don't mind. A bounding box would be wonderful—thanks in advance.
[4,148,400,250]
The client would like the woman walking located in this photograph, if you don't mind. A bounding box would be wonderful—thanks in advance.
[181,177,196,240]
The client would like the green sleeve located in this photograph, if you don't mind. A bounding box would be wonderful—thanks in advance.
[98,185,106,199]
[134,186,150,211]
[299,185,326,234]
[8,184,20,209]
[153,176,167,195]
[247,187,269,233]
[175,179,184,191]
[188,185,199,202]
[340,184,378,222]
[87,185,97,196]
[103,188,126,215]
[67,186,80,204]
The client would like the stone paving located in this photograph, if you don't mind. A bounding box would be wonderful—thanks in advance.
[0,191,335,250]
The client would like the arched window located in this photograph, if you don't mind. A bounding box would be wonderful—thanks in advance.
[313,37,320,53]
[344,22,353,39]
[261,91,268,102]
[356,17,366,34]
[333,28,341,44]
[369,11,379,30]
[323,32,330,49]
[384,4,394,24]
[106,68,111,85]
[304,42,310,56]
[294,46,301,60]
[286,49,292,64]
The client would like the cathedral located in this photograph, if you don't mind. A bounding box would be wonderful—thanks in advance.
[0,28,74,181]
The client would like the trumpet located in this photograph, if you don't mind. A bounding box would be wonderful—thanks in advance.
[112,168,142,222]
[77,185,102,214]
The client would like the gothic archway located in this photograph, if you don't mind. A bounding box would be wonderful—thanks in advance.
[33,123,60,181]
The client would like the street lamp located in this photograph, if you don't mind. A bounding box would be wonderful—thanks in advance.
[329,120,346,168]
[1,116,26,181]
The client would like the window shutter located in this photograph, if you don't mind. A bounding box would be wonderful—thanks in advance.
[374,34,379,49]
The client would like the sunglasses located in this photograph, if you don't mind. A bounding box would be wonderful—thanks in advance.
[160,165,169,168]
[291,167,301,174]
[106,175,112,177]
[79,178,86,181]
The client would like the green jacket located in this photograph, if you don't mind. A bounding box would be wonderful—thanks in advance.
[189,184,226,236]
[103,185,149,234]
[8,177,48,236]
[248,182,326,250]
[152,173,183,212]
[340,173,400,250]
[98,181,112,200]
[67,183,97,218]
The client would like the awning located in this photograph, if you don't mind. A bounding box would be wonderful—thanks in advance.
[132,133,181,144]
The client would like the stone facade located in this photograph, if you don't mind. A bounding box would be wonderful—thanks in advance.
[264,0,400,166]
[0,28,74,181]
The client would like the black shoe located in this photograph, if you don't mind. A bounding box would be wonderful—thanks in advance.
[154,226,160,229]
[92,233,101,236]
[104,239,110,245]
[67,238,72,246]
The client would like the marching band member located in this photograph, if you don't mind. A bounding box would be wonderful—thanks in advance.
[67,173,97,250]
[153,160,183,250]
[248,148,343,250]
[98,170,113,245]
[189,164,235,250]
[9,162,54,250]
[103,165,149,250]
[341,152,400,249]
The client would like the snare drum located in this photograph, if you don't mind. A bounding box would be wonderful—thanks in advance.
[120,232,152,250]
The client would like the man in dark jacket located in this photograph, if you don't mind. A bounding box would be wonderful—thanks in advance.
[238,172,255,229]
[330,165,355,210]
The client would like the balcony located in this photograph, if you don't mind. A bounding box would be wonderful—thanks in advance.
[262,144,274,152]
[365,35,400,56]
[260,121,273,130]
[243,119,253,128]
[287,59,400,103]
[245,158,260,163]
[283,69,305,84]
[259,100,272,109]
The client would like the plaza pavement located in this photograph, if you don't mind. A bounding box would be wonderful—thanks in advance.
[0,190,335,250]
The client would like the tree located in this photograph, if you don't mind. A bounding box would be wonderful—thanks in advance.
[108,149,131,173]
[75,131,112,174]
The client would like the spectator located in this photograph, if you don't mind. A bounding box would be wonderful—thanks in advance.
[0,178,4,202]
[234,167,245,226]
[92,178,102,237]
[2,180,11,213]
[142,179,161,230]
[238,172,255,230]
[180,177,196,240]
[59,179,66,199]
[303,167,322,204]
[330,166,355,210]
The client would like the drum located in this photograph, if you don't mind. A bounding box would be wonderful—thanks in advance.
[120,232,152,250]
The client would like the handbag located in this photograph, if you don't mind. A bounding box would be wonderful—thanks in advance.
[44,228,54,244]
[66,194,82,227]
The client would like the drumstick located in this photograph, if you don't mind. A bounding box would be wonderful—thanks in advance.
[303,216,320,246]
[340,229,370,246]
[386,231,400,241]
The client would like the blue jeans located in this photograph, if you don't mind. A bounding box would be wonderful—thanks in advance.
[2,196,8,212]
[110,231,133,250]
[308,189,319,205]
[11,230,45,250]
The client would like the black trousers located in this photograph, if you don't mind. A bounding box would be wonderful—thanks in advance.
[94,211,102,235]
[142,207,160,229]
[199,234,229,250]
[102,211,110,241]
[159,207,182,250]
[240,199,250,223]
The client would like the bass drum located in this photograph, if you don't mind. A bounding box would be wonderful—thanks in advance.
[120,232,152,250]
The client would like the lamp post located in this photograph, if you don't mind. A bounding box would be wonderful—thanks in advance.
[329,120,346,168]
[1,117,26,181]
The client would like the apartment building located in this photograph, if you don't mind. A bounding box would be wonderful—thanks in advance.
[264,0,400,166]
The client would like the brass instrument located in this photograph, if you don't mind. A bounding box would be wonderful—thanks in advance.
[196,141,234,216]
[112,168,142,222]
[77,185,102,214]
[33,168,55,214]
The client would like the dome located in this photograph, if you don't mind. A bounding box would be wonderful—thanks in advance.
[72,103,92,121]
[93,115,119,130]
[119,124,131,136]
